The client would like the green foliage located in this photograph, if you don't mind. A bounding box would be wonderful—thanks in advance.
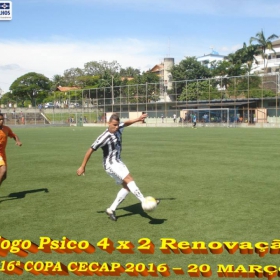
[211,57,242,78]
[179,80,221,101]
[225,75,268,98]
[9,72,51,106]
[0,91,14,105]
[76,75,100,88]
[52,74,65,88]
[120,67,140,77]
[113,72,160,104]
[249,89,276,98]
[63,67,84,86]
[176,74,272,101]
[170,57,212,96]
[84,60,121,76]
[233,43,261,73]
[171,56,212,80]
[127,72,159,85]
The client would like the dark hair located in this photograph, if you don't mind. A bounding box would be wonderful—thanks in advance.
[0,113,3,118]
[109,113,120,122]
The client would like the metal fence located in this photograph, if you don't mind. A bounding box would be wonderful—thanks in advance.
[1,73,279,126]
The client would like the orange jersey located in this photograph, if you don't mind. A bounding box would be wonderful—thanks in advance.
[0,125,16,165]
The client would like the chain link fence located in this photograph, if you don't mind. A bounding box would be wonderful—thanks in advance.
[1,73,279,126]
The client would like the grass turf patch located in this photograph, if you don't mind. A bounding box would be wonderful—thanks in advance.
[1,126,280,279]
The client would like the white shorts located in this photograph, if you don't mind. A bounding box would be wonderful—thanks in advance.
[105,161,130,185]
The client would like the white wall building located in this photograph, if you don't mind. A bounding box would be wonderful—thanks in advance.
[197,50,226,68]
[252,38,280,74]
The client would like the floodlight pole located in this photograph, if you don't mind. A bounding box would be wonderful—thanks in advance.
[111,75,114,112]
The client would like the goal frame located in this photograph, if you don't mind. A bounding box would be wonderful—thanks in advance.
[180,108,230,127]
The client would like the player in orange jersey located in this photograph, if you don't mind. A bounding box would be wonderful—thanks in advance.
[0,113,22,186]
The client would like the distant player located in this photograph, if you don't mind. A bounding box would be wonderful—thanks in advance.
[76,113,159,221]
[0,113,22,187]
[192,114,197,128]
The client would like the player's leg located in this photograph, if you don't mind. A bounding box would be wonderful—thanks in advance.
[106,162,145,203]
[0,165,7,186]
[108,186,130,212]
[123,174,145,202]
[105,162,145,221]
[106,176,146,221]
[123,175,160,208]
[105,162,132,221]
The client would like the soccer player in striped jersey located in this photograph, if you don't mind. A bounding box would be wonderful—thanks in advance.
[76,113,159,221]
[0,113,22,187]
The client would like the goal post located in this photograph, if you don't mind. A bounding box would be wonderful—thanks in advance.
[180,108,231,127]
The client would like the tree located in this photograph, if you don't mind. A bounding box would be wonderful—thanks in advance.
[52,74,66,88]
[76,75,100,88]
[9,72,52,106]
[116,72,160,104]
[230,43,261,74]
[84,60,121,76]
[133,71,159,84]
[171,56,211,80]
[178,79,221,102]
[250,30,279,72]
[63,67,84,86]
[0,91,14,106]
[170,57,212,96]
[120,67,140,77]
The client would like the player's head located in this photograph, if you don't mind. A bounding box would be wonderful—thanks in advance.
[109,114,120,123]
[108,113,120,133]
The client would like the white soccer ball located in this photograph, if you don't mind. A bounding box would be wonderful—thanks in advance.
[142,196,157,212]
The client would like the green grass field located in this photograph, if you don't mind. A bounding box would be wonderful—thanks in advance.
[1,126,280,279]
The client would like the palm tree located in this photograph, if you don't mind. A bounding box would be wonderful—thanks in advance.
[52,74,65,87]
[234,43,261,74]
[250,30,279,72]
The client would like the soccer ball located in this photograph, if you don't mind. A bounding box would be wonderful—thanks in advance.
[142,196,157,212]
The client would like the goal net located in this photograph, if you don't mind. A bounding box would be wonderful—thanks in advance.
[180,108,230,127]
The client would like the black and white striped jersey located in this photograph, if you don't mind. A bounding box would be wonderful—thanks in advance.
[91,123,125,168]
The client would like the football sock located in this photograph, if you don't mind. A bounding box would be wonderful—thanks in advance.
[127,181,145,202]
[109,188,130,211]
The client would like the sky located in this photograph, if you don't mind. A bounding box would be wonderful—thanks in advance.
[0,0,280,93]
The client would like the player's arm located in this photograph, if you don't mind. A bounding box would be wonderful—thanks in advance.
[13,133,22,146]
[77,147,95,176]
[124,113,147,127]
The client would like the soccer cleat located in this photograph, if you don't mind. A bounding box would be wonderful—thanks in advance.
[106,208,117,221]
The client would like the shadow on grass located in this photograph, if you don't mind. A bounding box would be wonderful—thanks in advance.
[0,188,49,203]
[98,197,175,224]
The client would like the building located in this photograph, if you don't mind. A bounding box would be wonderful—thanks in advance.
[197,49,226,68]
[149,57,174,102]
[252,38,280,74]
[56,86,81,92]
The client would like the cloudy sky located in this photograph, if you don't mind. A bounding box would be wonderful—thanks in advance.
[0,0,279,93]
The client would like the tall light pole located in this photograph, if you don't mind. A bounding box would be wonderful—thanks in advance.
[33,90,38,125]
[111,75,114,104]
[111,75,114,113]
